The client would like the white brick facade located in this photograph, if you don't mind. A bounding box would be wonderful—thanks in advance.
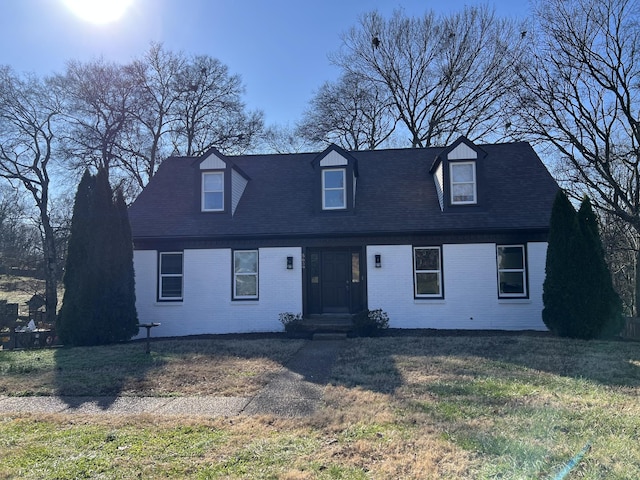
[134,247,302,338]
[134,242,547,338]
[366,243,547,330]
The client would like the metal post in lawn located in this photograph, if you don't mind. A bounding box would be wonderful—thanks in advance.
[137,323,160,354]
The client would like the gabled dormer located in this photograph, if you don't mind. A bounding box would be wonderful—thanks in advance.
[197,148,250,216]
[429,136,486,211]
[311,144,359,212]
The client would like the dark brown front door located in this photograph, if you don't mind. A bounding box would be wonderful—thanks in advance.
[321,251,351,313]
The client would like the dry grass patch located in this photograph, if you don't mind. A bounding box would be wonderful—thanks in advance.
[0,337,304,397]
[327,334,640,479]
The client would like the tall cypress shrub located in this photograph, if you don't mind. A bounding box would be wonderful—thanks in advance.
[542,190,580,336]
[57,170,96,345]
[57,169,138,346]
[104,189,138,342]
[576,197,623,338]
[543,191,624,339]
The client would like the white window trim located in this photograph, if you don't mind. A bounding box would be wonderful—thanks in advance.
[497,245,528,298]
[413,246,443,298]
[202,171,224,212]
[158,251,183,301]
[322,168,347,210]
[233,250,259,300]
[450,161,477,205]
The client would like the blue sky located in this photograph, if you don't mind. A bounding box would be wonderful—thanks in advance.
[1,0,530,127]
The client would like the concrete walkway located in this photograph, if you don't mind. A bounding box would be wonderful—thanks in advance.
[0,338,345,418]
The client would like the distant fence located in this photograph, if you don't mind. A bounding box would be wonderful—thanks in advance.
[622,317,640,341]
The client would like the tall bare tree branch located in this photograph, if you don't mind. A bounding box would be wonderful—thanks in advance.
[332,6,526,147]
[510,0,640,311]
[297,72,397,150]
[0,67,63,323]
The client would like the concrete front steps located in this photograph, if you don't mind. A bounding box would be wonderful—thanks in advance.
[301,314,355,334]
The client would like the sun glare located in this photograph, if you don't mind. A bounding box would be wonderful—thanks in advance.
[63,0,133,24]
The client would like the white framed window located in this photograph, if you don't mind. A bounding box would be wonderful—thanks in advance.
[414,246,443,298]
[450,161,477,204]
[202,172,224,211]
[497,245,527,298]
[159,252,183,300]
[322,168,346,210]
[233,250,258,299]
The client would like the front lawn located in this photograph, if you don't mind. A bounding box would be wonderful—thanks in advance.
[0,337,304,397]
[0,334,638,479]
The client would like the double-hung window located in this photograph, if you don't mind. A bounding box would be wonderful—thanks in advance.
[414,246,443,298]
[450,162,477,204]
[159,252,183,301]
[497,245,527,297]
[233,250,258,299]
[202,172,224,211]
[322,168,346,210]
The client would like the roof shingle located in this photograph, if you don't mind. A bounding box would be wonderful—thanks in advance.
[128,142,559,240]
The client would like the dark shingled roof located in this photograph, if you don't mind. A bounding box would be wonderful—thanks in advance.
[128,141,559,241]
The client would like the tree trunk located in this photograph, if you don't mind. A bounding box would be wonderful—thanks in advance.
[632,248,640,317]
[40,213,58,325]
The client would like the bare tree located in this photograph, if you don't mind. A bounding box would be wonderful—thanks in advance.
[0,67,63,323]
[332,6,525,147]
[172,55,263,156]
[510,0,640,312]
[124,44,264,190]
[123,43,184,190]
[0,182,41,272]
[57,59,137,177]
[57,44,263,196]
[601,213,638,315]
[257,123,318,154]
[298,72,397,150]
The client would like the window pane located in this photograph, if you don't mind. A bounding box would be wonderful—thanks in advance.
[235,251,257,273]
[203,173,223,191]
[415,248,439,270]
[324,170,344,188]
[416,272,440,295]
[324,190,345,208]
[499,272,524,294]
[204,192,223,210]
[498,247,524,269]
[452,184,475,202]
[352,252,360,283]
[452,163,474,182]
[161,277,182,298]
[236,274,257,296]
[160,254,182,274]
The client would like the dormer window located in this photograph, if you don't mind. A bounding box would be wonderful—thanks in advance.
[430,136,484,210]
[322,168,346,210]
[312,144,358,212]
[202,171,224,211]
[450,161,477,205]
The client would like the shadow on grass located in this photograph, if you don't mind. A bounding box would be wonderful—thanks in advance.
[53,339,163,409]
[329,330,640,396]
[52,333,307,410]
[406,330,640,389]
[45,330,639,411]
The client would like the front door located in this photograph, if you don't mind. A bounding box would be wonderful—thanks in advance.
[321,251,351,313]
[305,248,364,315]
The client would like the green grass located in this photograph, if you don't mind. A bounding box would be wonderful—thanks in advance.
[0,333,639,478]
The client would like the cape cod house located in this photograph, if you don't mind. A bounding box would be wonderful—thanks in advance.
[128,137,559,337]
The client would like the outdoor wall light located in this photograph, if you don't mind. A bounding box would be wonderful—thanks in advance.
[375,254,382,268]
[287,256,294,269]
